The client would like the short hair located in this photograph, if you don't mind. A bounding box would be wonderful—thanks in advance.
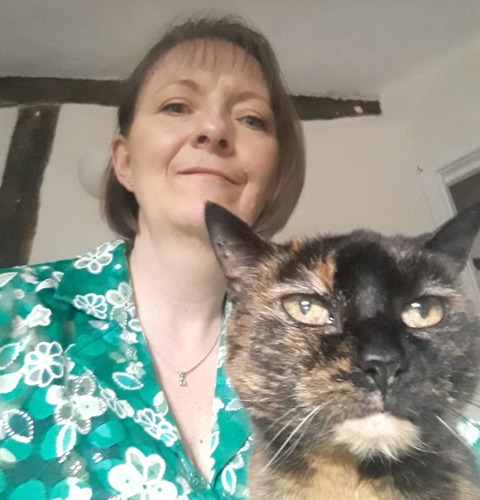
[103,16,305,238]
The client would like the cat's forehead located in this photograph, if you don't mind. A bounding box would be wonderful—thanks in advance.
[335,232,411,275]
[286,231,416,267]
[281,231,421,292]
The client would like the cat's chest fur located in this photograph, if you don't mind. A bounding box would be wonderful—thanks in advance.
[249,449,407,500]
[205,202,480,500]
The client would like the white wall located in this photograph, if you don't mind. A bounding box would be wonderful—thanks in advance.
[279,115,433,241]
[29,104,117,263]
[383,39,480,183]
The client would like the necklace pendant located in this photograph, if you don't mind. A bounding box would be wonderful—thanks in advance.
[178,371,187,387]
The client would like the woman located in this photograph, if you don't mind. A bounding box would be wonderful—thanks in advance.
[0,16,305,499]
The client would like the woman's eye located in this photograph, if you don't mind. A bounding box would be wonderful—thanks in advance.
[242,115,266,130]
[161,102,189,115]
[401,296,444,328]
[282,294,333,326]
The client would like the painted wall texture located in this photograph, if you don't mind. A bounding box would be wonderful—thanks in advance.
[29,104,117,263]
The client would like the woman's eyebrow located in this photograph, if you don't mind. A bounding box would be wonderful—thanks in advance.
[154,79,200,94]
[236,90,270,103]
[152,81,271,108]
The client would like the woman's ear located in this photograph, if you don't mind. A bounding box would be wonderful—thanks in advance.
[111,134,134,192]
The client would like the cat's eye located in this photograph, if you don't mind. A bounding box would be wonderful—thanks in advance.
[401,297,444,328]
[282,295,334,326]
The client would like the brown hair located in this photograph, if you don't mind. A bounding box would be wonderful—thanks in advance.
[103,16,305,238]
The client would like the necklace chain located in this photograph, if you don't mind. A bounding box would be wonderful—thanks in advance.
[141,325,221,387]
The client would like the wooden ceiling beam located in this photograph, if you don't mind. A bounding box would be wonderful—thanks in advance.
[0,77,381,119]
[293,95,380,120]
[0,77,125,107]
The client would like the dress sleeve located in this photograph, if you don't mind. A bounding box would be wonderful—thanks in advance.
[0,266,75,498]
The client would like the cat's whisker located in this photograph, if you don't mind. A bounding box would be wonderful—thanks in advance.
[464,399,480,410]
[276,418,318,468]
[239,400,314,455]
[435,415,468,448]
[264,406,301,434]
[449,408,480,434]
[406,407,420,418]
[263,415,314,471]
[263,403,325,472]
[450,406,471,419]
[408,437,431,455]
[274,405,329,468]
[303,426,335,462]
[293,409,337,461]
[264,407,305,452]
[448,410,480,454]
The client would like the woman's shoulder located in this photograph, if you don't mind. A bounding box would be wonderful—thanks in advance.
[0,257,72,293]
[0,257,72,321]
[1,239,127,286]
[0,239,128,326]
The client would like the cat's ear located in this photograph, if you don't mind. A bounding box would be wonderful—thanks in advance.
[424,202,480,270]
[204,202,272,281]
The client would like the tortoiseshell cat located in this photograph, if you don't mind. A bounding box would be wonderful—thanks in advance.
[205,202,480,500]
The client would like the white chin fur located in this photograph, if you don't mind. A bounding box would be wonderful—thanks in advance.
[332,413,422,461]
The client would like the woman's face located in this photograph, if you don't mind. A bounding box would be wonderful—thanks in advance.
[112,40,278,237]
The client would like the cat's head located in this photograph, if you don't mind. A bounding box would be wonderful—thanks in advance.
[205,202,480,469]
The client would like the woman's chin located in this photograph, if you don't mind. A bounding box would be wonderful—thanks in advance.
[144,197,257,239]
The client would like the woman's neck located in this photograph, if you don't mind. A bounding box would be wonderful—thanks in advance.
[128,227,226,342]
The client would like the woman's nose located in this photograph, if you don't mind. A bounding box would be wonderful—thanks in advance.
[192,111,232,153]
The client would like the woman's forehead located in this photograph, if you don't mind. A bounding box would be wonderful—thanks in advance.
[148,39,266,88]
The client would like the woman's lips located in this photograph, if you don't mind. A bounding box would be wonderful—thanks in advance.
[179,167,237,184]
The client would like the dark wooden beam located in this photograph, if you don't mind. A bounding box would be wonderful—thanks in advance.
[0,105,60,267]
[292,95,381,120]
[0,77,381,119]
[0,77,125,108]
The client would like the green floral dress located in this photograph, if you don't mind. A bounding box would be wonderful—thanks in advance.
[0,240,251,499]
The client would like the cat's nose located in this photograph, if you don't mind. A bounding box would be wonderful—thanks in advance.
[355,321,409,396]
[360,353,407,396]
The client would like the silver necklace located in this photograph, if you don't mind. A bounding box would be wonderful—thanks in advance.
[141,325,221,387]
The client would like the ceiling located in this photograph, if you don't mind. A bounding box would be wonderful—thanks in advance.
[1,0,479,98]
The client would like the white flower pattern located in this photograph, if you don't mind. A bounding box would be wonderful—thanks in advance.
[0,272,17,288]
[24,304,52,327]
[74,244,114,274]
[134,408,179,445]
[23,341,64,387]
[108,447,178,499]
[120,330,138,344]
[73,293,108,319]
[99,387,134,419]
[47,379,107,435]
[63,478,92,500]
[106,282,133,309]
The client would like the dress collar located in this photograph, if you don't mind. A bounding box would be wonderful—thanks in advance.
[54,239,132,321]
